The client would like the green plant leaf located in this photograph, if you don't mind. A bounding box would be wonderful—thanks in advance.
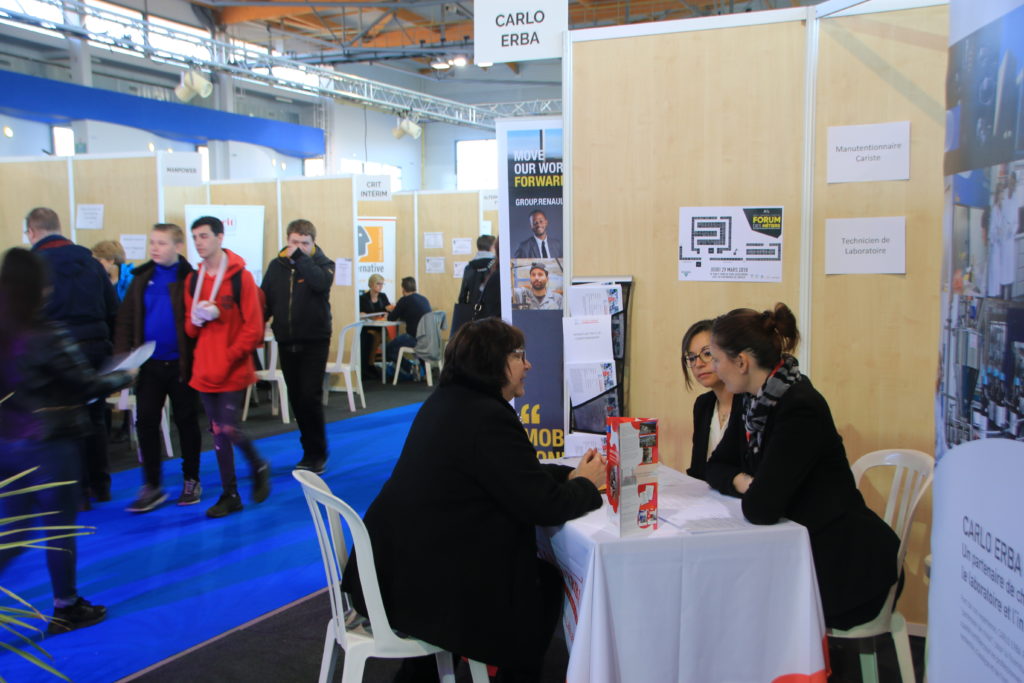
[0,640,69,681]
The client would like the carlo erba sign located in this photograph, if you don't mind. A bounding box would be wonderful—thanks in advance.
[474,0,568,64]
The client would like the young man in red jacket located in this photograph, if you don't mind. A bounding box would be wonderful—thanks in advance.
[184,216,270,518]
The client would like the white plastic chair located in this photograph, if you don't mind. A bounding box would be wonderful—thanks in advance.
[291,471,489,683]
[324,321,365,412]
[827,448,934,683]
[393,310,447,387]
[107,388,173,460]
[243,337,290,424]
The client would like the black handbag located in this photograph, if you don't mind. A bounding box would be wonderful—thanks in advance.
[451,264,496,335]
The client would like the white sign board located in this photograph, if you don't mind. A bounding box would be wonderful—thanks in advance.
[425,257,445,274]
[357,175,391,201]
[678,206,784,282]
[827,121,910,184]
[334,258,352,286]
[453,261,468,278]
[119,234,147,261]
[474,0,567,64]
[824,216,906,275]
[185,205,266,284]
[481,190,499,211]
[423,232,443,249]
[452,238,472,255]
[75,204,104,230]
[158,151,203,187]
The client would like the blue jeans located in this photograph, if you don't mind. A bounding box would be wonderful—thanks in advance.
[386,334,417,365]
[0,439,81,603]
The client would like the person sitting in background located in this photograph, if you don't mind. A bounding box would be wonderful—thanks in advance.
[0,248,133,634]
[680,319,744,481]
[386,276,431,377]
[91,239,134,303]
[342,318,605,682]
[358,273,390,378]
[705,302,900,630]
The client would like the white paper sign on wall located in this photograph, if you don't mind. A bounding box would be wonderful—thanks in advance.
[824,216,906,275]
[474,0,567,64]
[827,121,910,183]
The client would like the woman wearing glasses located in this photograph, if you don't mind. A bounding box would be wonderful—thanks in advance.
[342,317,605,681]
[681,319,744,481]
[704,303,899,629]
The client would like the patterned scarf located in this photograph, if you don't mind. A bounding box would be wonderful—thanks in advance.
[743,354,803,471]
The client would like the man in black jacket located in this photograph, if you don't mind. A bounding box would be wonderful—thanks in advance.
[114,223,203,513]
[261,219,335,474]
[27,207,118,503]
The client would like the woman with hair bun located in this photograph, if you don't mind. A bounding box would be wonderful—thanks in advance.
[705,302,900,630]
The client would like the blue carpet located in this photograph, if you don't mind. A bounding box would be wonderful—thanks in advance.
[0,403,420,683]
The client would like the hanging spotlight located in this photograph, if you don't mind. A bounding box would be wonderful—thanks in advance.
[392,114,423,140]
[174,69,214,102]
[451,55,468,67]
[430,57,451,70]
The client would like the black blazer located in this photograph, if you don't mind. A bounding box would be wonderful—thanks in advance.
[688,391,746,481]
[706,379,899,628]
[341,382,602,668]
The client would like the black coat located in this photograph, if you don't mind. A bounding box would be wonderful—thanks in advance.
[688,391,745,481]
[260,246,334,344]
[341,382,602,667]
[114,256,195,382]
[705,379,899,628]
[32,234,117,345]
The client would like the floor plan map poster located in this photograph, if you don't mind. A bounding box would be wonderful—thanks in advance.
[678,206,784,282]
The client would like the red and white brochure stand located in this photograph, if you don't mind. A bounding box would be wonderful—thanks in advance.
[604,417,659,537]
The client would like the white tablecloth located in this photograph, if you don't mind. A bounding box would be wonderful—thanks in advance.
[540,467,827,683]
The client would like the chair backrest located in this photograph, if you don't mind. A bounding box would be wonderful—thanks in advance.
[852,449,934,568]
[292,470,408,651]
[414,310,446,359]
[334,321,365,367]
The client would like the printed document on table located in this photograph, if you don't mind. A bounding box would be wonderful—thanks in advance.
[563,316,613,363]
[567,361,617,406]
[564,431,606,458]
[568,284,623,316]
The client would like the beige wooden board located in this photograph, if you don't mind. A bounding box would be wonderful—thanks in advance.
[571,20,806,475]
[163,185,208,233]
[814,6,947,625]
[208,181,278,278]
[72,157,158,265]
[418,192,480,337]
[279,177,354,370]
[0,159,70,251]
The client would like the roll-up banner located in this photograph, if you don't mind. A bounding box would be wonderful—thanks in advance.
[498,117,565,459]
[931,2,1024,679]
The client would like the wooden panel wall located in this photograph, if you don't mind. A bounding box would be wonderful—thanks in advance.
[72,156,158,264]
[279,177,355,362]
[417,191,481,331]
[572,20,807,473]
[0,159,70,251]
[163,185,208,232]
[813,5,948,627]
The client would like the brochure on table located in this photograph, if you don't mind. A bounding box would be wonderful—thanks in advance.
[605,417,659,537]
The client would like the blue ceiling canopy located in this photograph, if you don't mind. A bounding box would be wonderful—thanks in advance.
[0,69,325,159]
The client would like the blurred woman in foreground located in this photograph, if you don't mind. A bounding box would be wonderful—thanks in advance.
[0,248,133,634]
[680,319,744,481]
[705,302,899,629]
[342,317,604,681]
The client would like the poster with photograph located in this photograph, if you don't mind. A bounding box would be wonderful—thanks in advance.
[678,206,784,282]
[498,118,565,459]
[930,2,1024,679]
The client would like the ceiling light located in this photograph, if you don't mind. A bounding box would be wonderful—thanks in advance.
[392,115,423,140]
[147,142,155,152]
[174,69,213,103]
[451,55,468,67]
[2,126,12,138]
[476,61,493,68]
[430,57,451,70]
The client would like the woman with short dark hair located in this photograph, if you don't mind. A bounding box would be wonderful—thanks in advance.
[705,302,900,630]
[342,317,605,681]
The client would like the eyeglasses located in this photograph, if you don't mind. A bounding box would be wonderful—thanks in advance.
[511,348,526,361]
[683,348,713,367]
